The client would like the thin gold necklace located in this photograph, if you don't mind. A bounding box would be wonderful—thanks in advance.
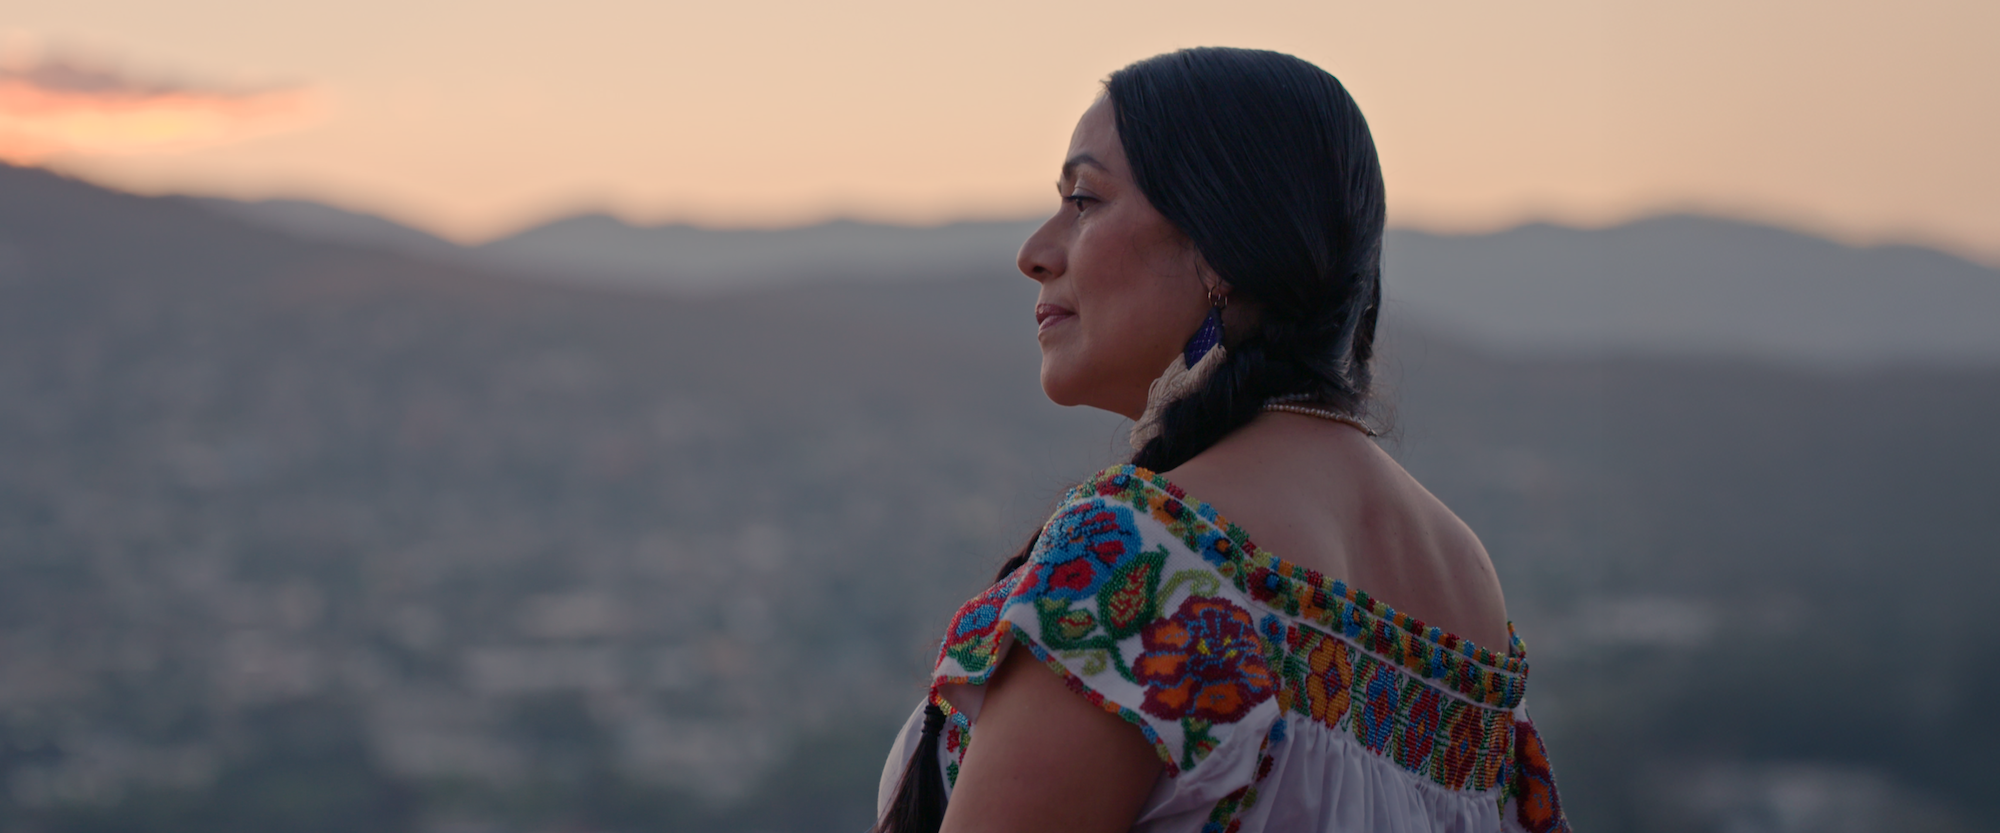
[1261,399,1378,437]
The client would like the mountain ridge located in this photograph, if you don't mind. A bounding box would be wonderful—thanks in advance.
[182,182,2000,368]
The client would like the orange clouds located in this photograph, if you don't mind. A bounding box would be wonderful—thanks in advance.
[0,54,317,163]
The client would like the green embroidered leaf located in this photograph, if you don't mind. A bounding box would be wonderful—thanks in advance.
[1054,608,1097,641]
[1264,625,1288,666]
[1059,648,1112,677]
[1281,649,1310,715]
[1181,718,1219,771]
[947,632,997,674]
[1035,598,1105,651]
[1158,566,1221,605]
[1097,551,1164,639]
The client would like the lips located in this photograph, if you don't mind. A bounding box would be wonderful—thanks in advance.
[1035,303,1075,333]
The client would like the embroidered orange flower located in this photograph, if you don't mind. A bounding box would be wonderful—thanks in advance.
[1300,631,1353,728]
[1133,596,1276,723]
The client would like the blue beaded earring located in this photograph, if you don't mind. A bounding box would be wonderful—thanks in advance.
[1131,286,1230,451]
[1182,289,1226,367]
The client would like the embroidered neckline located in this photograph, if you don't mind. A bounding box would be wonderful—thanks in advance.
[1073,464,1528,677]
[928,463,1533,787]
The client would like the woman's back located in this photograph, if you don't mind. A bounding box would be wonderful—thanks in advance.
[1165,411,1511,650]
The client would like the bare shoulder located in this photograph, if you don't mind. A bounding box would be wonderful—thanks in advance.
[1164,414,1511,649]
[941,650,1161,833]
[1375,473,1510,648]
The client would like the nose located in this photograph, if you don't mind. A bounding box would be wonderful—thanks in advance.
[1016,212,1066,284]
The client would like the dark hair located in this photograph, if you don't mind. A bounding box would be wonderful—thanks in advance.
[873,46,1385,833]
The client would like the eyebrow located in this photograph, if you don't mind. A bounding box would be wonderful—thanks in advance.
[1060,153,1108,183]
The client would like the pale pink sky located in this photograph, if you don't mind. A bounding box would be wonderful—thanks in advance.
[5,0,1996,263]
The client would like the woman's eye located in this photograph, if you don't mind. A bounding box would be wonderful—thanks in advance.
[1065,194,1097,213]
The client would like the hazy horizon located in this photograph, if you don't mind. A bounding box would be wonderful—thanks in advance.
[5,0,1996,265]
[183,185,2000,257]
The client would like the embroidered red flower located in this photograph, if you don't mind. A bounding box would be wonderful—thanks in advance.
[1512,718,1571,832]
[938,576,1014,674]
[1245,565,1283,604]
[1395,687,1443,771]
[1132,596,1277,723]
[1049,559,1096,591]
[1433,701,1488,790]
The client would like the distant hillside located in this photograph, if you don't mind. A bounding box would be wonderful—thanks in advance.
[191,196,466,260]
[194,196,1040,292]
[199,194,2000,368]
[475,214,1042,292]
[9,163,2000,833]
[1385,217,2000,366]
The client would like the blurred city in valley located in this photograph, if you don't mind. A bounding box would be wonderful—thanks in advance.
[4,161,1998,833]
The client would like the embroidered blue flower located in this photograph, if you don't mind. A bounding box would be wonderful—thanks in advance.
[1023,501,1142,603]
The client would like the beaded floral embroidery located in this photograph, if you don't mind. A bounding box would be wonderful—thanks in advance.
[1510,718,1569,832]
[931,464,1565,829]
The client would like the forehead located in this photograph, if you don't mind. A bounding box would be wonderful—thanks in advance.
[1064,95,1125,179]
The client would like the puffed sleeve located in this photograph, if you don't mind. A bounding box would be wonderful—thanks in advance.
[931,486,1285,792]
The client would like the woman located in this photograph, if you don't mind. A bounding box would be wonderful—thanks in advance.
[876,47,1569,833]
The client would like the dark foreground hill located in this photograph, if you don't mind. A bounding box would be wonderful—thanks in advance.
[7,163,2000,832]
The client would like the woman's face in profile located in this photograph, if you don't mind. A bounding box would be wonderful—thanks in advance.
[1018,95,1214,420]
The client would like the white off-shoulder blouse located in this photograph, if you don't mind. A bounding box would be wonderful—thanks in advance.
[878,465,1570,832]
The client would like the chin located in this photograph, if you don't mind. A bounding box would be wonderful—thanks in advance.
[1041,360,1145,417]
[1038,361,1088,408]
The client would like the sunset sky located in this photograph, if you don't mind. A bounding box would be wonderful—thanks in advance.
[5,0,1996,263]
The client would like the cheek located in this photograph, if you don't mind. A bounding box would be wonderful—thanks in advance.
[1083,300,1169,368]
[1080,246,1199,364]
[1042,252,1195,407]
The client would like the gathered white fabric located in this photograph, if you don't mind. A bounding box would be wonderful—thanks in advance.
[1128,345,1228,452]
[881,697,1545,832]
[877,464,1570,833]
